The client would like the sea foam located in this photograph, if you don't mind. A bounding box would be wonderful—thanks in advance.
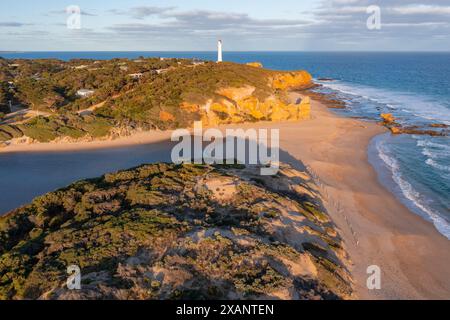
[375,138,450,240]
[319,80,450,125]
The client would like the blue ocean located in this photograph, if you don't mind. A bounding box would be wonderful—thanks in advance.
[2,51,449,238]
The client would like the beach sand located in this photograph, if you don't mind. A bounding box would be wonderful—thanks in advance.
[278,94,450,299]
[0,129,175,154]
[1,95,449,299]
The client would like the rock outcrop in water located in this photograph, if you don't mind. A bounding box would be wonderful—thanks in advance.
[380,113,396,125]
[379,113,448,136]
[272,71,313,91]
[0,163,352,300]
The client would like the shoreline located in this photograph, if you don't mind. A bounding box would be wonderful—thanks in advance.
[1,95,450,299]
[0,130,177,154]
[368,133,450,240]
[283,94,450,299]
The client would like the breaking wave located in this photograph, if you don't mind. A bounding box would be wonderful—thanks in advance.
[375,138,450,239]
[319,81,450,125]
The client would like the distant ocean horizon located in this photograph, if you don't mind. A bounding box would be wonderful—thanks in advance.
[1,51,449,239]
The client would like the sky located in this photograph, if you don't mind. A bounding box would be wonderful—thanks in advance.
[0,0,449,51]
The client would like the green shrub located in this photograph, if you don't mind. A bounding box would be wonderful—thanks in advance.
[0,130,11,141]
[79,116,112,138]
[57,126,86,139]
[0,125,23,139]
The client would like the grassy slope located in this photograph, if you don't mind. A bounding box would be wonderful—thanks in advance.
[0,163,351,300]
[0,58,312,143]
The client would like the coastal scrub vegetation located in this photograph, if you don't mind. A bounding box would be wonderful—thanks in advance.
[0,57,313,145]
[0,162,352,300]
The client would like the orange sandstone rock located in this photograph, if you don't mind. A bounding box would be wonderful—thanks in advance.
[198,90,311,124]
[269,101,291,121]
[246,62,263,68]
[297,96,311,120]
[381,113,396,124]
[217,86,255,101]
[272,71,313,90]
[239,96,265,120]
[180,78,313,126]
[180,102,199,113]
[389,127,402,134]
[159,111,176,122]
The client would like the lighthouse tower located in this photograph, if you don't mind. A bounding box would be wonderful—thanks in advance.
[217,40,223,63]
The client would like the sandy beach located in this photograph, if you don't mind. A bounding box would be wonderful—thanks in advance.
[1,94,449,299]
[217,94,450,299]
[279,94,450,299]
[0,129,176,154]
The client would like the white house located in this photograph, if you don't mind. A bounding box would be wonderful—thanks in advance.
[73,65,88,70]
[128,73,143,79]
[76,89,95,98]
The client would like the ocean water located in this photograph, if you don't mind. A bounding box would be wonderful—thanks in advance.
[1,51,449,239]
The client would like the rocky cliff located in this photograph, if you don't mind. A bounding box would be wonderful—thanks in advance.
[0,60,314,147]
[180,84,311,127]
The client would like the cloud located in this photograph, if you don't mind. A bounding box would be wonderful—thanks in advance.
[100,3,449,50]
[390,5,450,15]
[166,10,308,27]
[49,9,97,16]
[310,0,450,33]
[109,6,175,19]
[4,2,449,51]
[109,9,310,37]
[0,22,31,27]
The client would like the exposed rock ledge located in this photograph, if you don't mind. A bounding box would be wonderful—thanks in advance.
[380,113,448,136]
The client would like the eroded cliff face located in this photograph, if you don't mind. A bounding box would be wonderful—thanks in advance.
[272,71,313,91]
[176,70,313,127]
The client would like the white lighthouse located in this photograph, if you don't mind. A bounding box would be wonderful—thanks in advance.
[217,40,223,63]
